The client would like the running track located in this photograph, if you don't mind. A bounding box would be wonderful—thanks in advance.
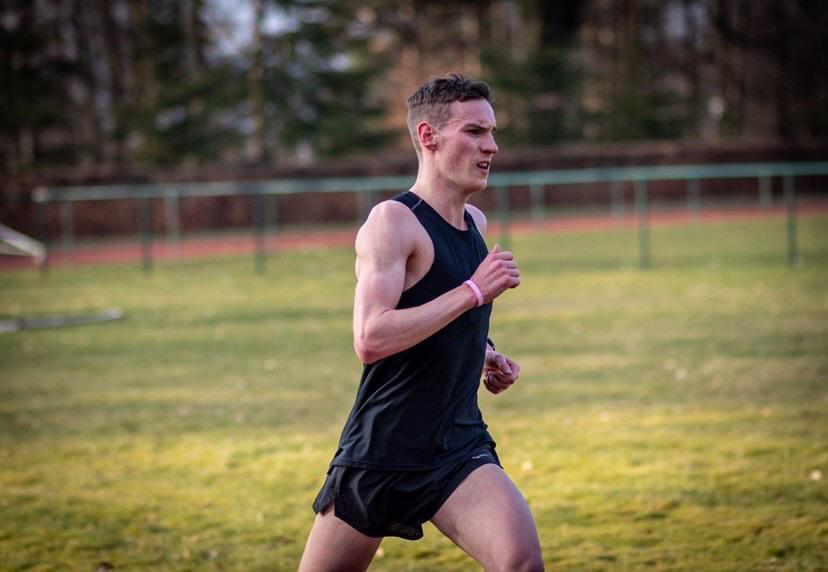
[2,203,826,271]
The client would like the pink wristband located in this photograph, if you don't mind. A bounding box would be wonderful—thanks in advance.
[463,279,484,307]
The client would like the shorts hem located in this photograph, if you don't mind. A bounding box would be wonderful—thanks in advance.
[428,447,502,521]
[310,443,501,541]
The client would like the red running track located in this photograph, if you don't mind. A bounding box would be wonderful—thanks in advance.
[2,203,826,271]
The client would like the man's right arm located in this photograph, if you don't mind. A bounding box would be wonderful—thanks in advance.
[352,201,520,364]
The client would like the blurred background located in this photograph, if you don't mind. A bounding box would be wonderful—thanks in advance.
[1,0,827,246]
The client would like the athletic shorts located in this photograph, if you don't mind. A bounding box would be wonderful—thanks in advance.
[311,443,501,540]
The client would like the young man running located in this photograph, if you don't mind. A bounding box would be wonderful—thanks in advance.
[299,74,544,572]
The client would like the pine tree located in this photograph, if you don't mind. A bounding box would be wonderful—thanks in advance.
[254,0,391,163]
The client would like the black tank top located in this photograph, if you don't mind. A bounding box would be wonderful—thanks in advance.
[329,191,494,471]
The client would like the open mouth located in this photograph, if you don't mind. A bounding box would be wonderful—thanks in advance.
[477,161,491,171]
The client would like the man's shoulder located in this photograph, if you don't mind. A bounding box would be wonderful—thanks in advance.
[356,198,423,253]
[370,197,415,221]
[361,198,420,233]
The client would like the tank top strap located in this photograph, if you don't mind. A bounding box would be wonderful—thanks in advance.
[392,191,424,212]
[393,191,479,234]
[464,209,478,232]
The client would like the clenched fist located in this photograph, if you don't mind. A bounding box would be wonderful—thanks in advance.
[483,350,521,395]
[469,244,520,304]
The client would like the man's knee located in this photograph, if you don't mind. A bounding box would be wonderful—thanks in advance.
[496,544,544,572]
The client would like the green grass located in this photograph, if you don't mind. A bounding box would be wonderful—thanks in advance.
[1,216,826,571]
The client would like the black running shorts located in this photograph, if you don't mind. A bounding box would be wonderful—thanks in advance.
[311,443,501,540]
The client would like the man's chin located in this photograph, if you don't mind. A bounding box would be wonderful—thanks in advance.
[470,176,489,192]
[453,174,489,194]
[466,171,490,187]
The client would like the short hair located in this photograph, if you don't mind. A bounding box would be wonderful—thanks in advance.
[406,73,492,155]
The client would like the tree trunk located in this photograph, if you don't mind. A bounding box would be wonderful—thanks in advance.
[247,0,267,165]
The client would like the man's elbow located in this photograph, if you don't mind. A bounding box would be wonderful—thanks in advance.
[354,334,384,364]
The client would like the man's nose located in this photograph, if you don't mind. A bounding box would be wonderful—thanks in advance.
[482,134,498,155]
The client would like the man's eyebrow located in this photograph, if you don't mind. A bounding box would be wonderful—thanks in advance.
[463,122,497,131]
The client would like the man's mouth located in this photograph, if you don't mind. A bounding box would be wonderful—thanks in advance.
[477,161,491,171]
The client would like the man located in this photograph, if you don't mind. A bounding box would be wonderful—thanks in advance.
[299,74,544,572]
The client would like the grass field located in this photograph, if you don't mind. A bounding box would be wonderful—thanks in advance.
[1,216,827,571]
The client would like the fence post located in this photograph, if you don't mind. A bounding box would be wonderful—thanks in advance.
[496,186,511,251]
[784,175,798,267]
[530,184,545,221]
[60,201,74,266]
[139,196,153,273]
[252,186,266,274]
[687,179,701,219]
[266,193,278,236]
[635,179,651,269]
[610,181,625,223]
[34,188,49,274]
[164,189,181,263]
[759,176,772,212]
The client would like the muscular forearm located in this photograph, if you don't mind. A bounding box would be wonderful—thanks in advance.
[354,283,478,364]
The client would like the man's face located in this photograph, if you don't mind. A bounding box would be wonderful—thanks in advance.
[433,99,498,193]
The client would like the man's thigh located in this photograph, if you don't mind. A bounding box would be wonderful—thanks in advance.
[298,503,383,572]
[430,464,544,571]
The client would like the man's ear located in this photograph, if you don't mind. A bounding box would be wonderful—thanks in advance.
[417,122,438,151]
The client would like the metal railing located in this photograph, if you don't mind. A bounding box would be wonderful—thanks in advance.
[33,161,828,272]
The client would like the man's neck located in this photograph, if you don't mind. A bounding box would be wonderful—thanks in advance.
[411,164,470,229]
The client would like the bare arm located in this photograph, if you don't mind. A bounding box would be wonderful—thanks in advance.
[353,201,519,364]
[466,203,523,395]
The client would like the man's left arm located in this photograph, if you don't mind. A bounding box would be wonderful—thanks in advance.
[483,341,520,395]
[466,204,521,395]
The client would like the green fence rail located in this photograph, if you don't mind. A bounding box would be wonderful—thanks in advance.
[33,161,828,272]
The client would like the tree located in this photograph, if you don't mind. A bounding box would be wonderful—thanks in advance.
[480,0,585,146]
[0,1,76,174]
[253,0,391,162]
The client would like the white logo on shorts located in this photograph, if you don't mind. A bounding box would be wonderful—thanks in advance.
[471,453,489,460]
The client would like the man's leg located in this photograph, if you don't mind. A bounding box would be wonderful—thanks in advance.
[431,464,544,572]
[298,503,383,572]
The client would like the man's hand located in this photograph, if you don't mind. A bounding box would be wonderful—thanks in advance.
[469,244,520,304]
[482,350,521,395]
